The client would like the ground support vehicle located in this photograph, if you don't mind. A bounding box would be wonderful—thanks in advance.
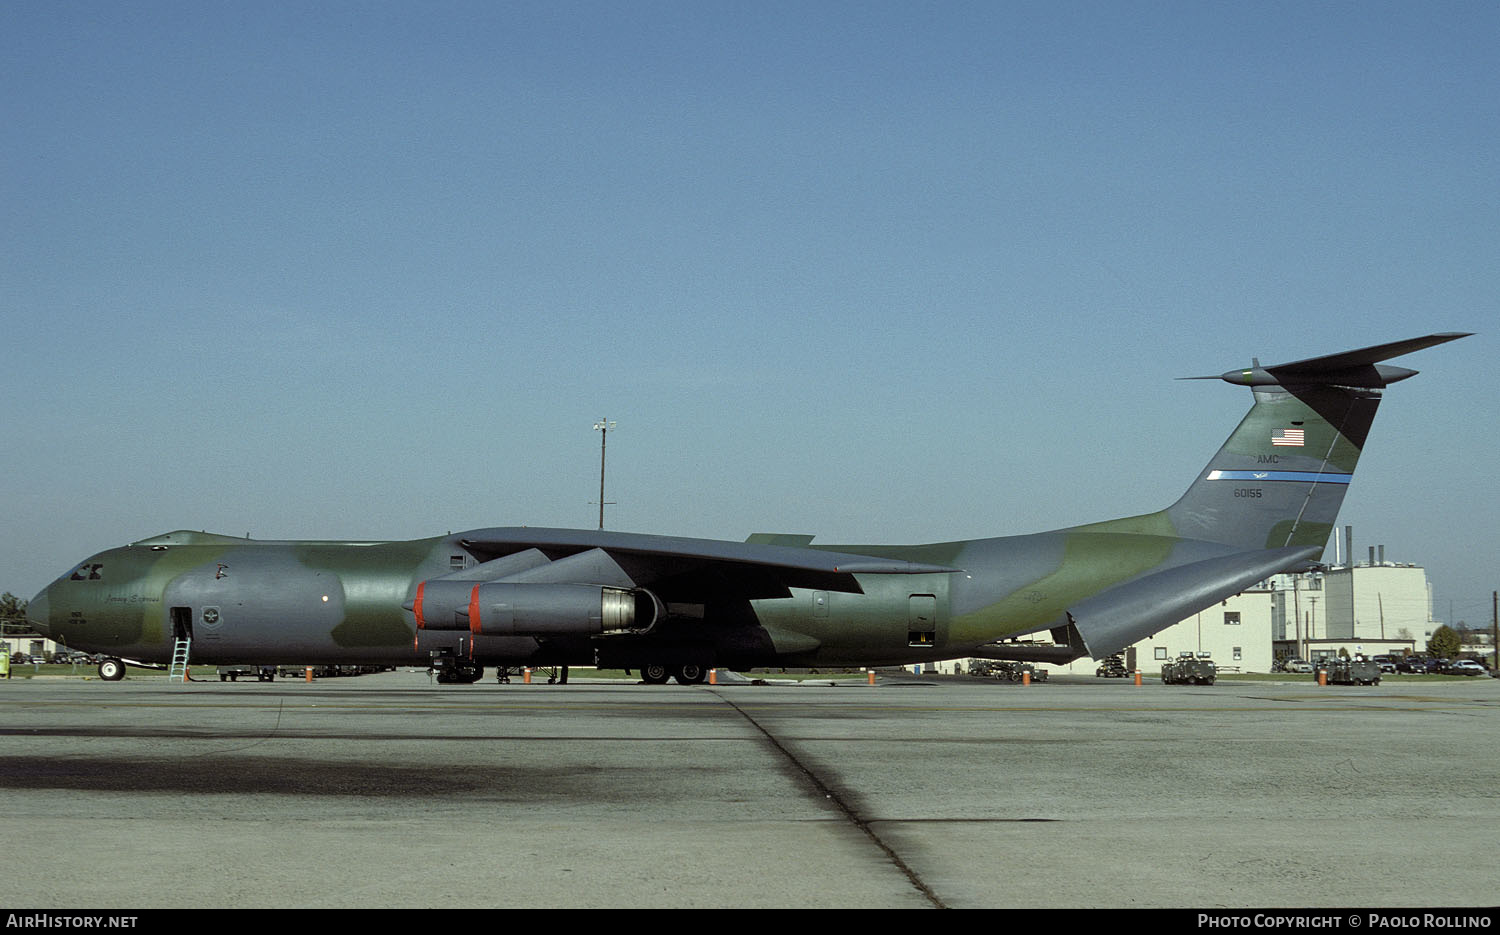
[219,664,276,682]
[276,664,342,679]
[1161,653,1216,685]
[1095,654,1129,678]
[994,661,1048,682]
[1320,657,1381,685]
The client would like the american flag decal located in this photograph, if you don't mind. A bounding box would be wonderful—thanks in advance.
[1271,428,1305,447]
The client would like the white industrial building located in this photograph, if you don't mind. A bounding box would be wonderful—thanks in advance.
[1043,587,1274,676]
[981,543,1435,677]
[1272,552,1431,663]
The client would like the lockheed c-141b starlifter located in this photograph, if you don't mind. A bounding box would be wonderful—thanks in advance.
[26,333,1469,684]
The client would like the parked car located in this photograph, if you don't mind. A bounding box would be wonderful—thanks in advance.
[1445,659,1488,677]
[1281,657,1313,674]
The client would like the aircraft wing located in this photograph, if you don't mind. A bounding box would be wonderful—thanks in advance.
[451,527,962,601]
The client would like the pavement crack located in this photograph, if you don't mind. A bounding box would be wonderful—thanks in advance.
[711,690,947,909]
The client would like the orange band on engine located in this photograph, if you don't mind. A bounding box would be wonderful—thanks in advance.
[413,581,427,630]
[468,584,482,635]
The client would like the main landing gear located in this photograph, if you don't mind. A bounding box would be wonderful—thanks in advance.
[640,663,706,685]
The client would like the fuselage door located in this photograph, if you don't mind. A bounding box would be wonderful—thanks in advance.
[170,606,193,642]
[907,593,937,648]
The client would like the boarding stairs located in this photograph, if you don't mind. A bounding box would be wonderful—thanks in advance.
[168,637,192,682]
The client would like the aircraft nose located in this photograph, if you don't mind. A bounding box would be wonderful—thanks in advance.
[26,588,50,637]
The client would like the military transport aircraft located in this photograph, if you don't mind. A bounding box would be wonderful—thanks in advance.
[27,333,1468,684]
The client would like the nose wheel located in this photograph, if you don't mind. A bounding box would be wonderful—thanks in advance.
[98,658,126,681]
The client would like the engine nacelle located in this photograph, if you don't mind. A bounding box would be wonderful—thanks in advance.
[466,583,661,637]
[410,579,479,631]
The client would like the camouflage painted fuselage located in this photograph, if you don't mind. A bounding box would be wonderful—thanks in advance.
[30,532,450,666]
[26,334,1468,674]
[20,519,1307,671]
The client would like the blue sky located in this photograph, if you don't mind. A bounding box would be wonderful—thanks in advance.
[4,2,1495,628]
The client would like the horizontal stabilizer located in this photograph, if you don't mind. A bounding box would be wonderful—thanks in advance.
[1182,332,1471,388]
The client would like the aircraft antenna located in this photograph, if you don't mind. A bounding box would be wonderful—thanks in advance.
[593,418,617,529]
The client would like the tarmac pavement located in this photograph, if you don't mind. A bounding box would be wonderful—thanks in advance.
[1,670,1495,909]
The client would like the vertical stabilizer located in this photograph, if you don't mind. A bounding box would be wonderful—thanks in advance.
[1166,333,1470,553]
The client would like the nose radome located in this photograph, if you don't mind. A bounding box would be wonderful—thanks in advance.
[25,588,50,637]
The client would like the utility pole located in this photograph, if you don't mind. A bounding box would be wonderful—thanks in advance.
[1293,580,1303,660]
[593,418,616,530]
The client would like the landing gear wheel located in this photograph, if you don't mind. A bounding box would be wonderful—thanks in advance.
[641,664,670,685]
[98,658,125,681]
[674,664,706,685]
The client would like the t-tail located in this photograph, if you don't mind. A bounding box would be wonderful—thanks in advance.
[1045,332,1470,662]
[1166,332,1471,553]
